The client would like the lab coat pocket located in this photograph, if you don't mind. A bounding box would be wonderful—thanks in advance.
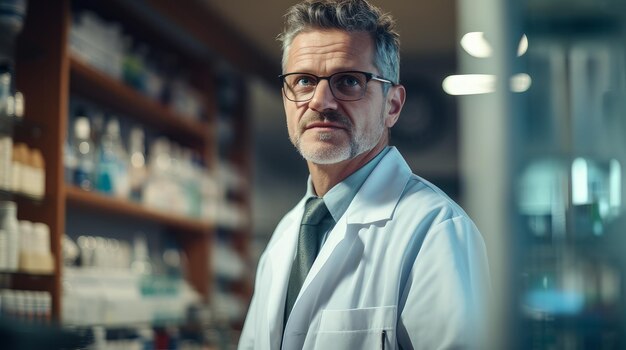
[314,306,396,350]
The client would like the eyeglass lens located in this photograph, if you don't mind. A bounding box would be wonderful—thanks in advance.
[283,72,368,102]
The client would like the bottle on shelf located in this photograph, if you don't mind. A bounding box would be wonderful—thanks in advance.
[30,149,45,199]
[72,111,95,191]
[12,145,46,199]
[63,137,76,185]
[90,110,104,167]
[95,117,129,198]
[143,137,172,212]
[0,65,11,117]
[181,148,201,218]
[0,126,11,192]
[10,142,26,194]
[128,126,147,202]
[0,66,12,192]
[0,200,19,271]
[131,233,152,275]
[17,221,54,274]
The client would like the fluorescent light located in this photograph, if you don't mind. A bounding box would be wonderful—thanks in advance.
[461,32,493,58]
[442,74,495,95]
[518,34,529,56]
[442,73,532,95]
[461,32,528,58]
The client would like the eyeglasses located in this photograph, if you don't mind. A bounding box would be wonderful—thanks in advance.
[278,71,396,102]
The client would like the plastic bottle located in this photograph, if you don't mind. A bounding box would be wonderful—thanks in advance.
[128,126,147,202]
[63,137,76,185]
[0,68,10,117]
[90,111,104,170]
[0,201,19,271]
[19,145,35,197]
[181,149,201,218]
[143,138,171,211]
[131,234,152,275]
[31,222,50,255]
[96,117,129,198]
[18,220,32,271]
[73,114,95,190]
[10,142,26,193]
[0,128,11,191]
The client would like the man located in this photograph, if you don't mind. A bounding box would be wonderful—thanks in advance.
[239,0,490,349]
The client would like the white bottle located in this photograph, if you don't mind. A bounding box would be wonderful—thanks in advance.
[0,133,11,191]
[31,222,50,255]
[18,220,32,271]
[131,234,152,275]
[128,126,147,202]
[0,201,19,271]
[0,229,7,270]
[143,137,171,211]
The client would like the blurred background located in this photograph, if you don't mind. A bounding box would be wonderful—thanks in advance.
[0,0,625,349]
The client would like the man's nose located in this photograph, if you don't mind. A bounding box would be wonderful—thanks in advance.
[308,79,338,111]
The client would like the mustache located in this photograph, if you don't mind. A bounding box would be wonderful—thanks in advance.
[300,111,352,129]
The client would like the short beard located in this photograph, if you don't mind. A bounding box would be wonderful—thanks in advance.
[290,110,384,165]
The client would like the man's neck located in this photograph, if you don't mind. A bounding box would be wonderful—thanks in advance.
[307,142,387,196]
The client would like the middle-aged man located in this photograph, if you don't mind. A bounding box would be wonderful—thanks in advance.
[239,0,490,349]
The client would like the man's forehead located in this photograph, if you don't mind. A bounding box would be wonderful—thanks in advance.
[287,29,375,68]
[291,28,373,47]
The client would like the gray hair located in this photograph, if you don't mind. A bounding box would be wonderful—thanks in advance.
[278,0,400,85]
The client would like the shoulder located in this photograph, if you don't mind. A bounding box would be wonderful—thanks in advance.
[397,174,475,230]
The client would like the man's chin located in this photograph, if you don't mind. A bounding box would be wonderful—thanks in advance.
[298,145,351,165]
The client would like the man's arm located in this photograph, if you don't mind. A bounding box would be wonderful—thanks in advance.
[397,216,490,349]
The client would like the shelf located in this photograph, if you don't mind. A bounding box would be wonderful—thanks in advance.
[0,271,54,277]
[0,189,44,204]
[0,272,55,292]
[65,186,211,234]
[69,56,211,146]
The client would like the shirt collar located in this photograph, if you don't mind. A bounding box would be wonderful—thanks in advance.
[305,146,391,222]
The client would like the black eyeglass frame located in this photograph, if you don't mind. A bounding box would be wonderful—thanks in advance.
[278,70,397,102]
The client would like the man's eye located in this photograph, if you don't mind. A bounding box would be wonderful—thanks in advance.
[295,76,315,86]
[336,75,361,87]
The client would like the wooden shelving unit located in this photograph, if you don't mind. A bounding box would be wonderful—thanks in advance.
[11,0,261,326]
[65,186,212,234]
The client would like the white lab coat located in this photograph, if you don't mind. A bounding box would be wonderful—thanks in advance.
[239,147,490,350]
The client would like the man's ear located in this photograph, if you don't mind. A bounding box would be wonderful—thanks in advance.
[385,84,406,128]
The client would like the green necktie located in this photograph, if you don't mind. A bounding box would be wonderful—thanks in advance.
[284,197,333,326]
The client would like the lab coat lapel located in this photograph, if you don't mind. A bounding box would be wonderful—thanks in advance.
[346,147,412,224]
[282,214,359,349]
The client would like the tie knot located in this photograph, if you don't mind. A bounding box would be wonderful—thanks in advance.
[302,197,330,225]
